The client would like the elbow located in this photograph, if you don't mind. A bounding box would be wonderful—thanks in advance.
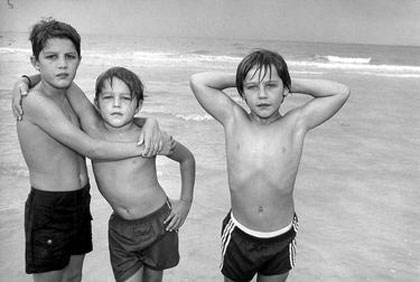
[338,84,351,102]
[189,74,200,90]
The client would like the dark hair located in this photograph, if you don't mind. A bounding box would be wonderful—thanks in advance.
[95,67,144,108]
[236,49,291,97]
[29,18,81,60]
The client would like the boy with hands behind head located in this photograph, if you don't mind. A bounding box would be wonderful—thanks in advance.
[190,49,350,282]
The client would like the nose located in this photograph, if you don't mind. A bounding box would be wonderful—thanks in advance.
[113,97,121,107]
[258,87,267,98]
[58,56,67,69]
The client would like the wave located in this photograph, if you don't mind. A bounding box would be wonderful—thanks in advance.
[175,113,213,121]
[2,47,420,77]
[315,55,372,64]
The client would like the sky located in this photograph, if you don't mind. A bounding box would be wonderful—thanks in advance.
[1,0,420,46]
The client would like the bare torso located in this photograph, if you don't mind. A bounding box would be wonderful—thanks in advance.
[91,124,166,220]
[225,108,305,231]
[17,89,88,191]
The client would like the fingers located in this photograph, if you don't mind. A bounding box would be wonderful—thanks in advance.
[12,85,27,121]
[164,210,184,232]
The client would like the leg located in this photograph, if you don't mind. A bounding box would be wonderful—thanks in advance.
[142,267,163,282]
[61,255,85,282]
[33,270,64,282]
[257,272,289,282]
[224,275,238,282]
[124,267,144,282]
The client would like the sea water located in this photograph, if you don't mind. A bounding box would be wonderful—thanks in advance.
[1,33,419,281]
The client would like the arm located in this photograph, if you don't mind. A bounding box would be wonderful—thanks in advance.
[23,93,145,161]
[189,72,239,126]
[11,74,41,120]
[291,78,350,131]
[163,142,196,232]
[65,85,174,157]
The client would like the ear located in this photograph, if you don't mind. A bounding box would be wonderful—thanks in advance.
[93,97,100,112]
[30,56,40,72]
[135,100,143,114]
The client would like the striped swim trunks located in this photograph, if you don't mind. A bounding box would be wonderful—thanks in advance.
[220,211,299,281]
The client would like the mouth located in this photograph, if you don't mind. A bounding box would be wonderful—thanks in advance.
[257,103,271,108]
[111,112,123,116]
[56,73,69,79]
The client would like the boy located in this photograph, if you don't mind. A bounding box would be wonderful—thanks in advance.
[17,19,171,282]
[66,66,195,282]
[189,49,350,282]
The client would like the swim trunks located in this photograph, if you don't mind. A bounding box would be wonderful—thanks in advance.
[220,211,299,281]
[108,200,179,282]
[25,184,93,274]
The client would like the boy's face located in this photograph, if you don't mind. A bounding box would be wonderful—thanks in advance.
[242,65,286,121]
[95,77,140,129]
[31,38,80,90]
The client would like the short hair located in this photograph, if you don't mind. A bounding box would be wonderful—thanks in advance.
[236,49,291,97]
[29,18,81,60]
[95,67,144,108]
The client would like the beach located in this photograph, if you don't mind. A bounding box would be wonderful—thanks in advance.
[0,33,419,281]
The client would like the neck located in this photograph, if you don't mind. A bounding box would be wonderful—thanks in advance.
[103,120,136,135]
[249,111,282,125]
[39,80,67,98]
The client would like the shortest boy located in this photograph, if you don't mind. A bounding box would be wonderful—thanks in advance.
[67,67,196,282]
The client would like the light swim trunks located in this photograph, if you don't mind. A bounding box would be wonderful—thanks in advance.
[108,200,179,282]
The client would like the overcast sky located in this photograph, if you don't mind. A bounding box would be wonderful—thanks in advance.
[1,0,420,46]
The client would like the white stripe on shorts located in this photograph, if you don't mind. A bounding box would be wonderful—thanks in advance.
[220,217,235,270]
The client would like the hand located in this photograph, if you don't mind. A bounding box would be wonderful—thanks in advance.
[159,132,176,156]
[11,81,30,121]
[163,199,192,232]
[137,117,162,157]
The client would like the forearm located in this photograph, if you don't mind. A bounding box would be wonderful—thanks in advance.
[179,157,195,202]
[291,78,350,98]
[84,140,144,160]
[190,72,236,91]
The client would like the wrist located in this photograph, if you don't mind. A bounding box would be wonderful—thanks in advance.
[21,75,32,88]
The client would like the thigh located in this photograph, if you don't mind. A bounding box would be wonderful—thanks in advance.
[62,255,85,282]
[33,269,64,282]
[257,272,289,282]
[142,267,163,282]
[125,267,144,282]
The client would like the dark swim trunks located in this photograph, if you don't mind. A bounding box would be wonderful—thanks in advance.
[108,200,179,282]
[25,184,93,274]
[220,211,299,282]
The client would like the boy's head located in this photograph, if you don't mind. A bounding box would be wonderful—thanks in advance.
[236,49,291,98]
[94,67,144,129]
[29,18,81,60]
[94,67,144,109]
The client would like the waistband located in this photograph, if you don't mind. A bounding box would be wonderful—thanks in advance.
[112,199,171,224]
[30,183,90,197]
[230,212,294,239]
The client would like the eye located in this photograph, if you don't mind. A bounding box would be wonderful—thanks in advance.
[66,54,77,60]
[122,96,132,101]
[245,85,257,91]
[46,55,57,59]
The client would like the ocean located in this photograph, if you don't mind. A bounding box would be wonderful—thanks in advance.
[0,33,419,281]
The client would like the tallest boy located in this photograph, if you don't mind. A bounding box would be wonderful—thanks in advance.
[16,19,171,282]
